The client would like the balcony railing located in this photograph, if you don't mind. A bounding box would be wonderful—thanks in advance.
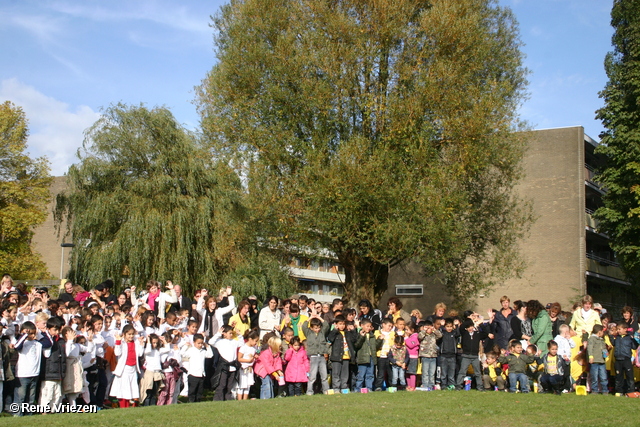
[586,252,620,268]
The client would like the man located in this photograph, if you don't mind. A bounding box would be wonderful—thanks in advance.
[100,280,117,306]
[172,284,192,312]
[298,295,310,317]
[59,280,75,304]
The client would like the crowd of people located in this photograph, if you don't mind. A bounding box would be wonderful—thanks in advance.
[1,272,639,417]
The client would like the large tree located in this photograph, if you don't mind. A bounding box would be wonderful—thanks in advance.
[0,101,52,279]
[595,0,640,282]
[56,104,295,298]
[197,0,531,306]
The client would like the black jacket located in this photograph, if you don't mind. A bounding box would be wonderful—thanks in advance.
[459,328,487,356]
[40,335,66,381]
[438,328,460,357]
[327,328,358,363]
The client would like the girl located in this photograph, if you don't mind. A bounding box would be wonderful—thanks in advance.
[110,324,144,408]
[237,330,259,400]
[283,336,309,396]
[140,334,167,406]
[157,331,182,405]
[138,311,159,338]
[209,325,242,401]
[62,327,90,405]
[404,322,420,391]
[255,336,283,399]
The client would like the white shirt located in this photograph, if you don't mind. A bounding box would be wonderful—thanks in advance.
[180,345,213,377]
[209,334,242,371]
[15,337,42,378]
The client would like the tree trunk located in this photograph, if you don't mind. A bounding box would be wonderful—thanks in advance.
[340,252,389,307]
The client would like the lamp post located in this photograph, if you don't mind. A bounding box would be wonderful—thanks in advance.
[60,243,75,279]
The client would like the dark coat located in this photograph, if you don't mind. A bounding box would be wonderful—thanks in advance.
[327,328,358,363]
[355,331,382,365]
[41,336,67,381]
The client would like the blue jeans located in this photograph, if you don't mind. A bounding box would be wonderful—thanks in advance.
[508,372,529,392]
[13,376,39,416]
[356,358,375,391]
[260,375,274,399]
[421,357,437,388]
[590,363,608,394]
[390,365,406,387]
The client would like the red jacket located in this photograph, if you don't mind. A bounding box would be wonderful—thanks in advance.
[255,348,283,379]
[284,347,309,383]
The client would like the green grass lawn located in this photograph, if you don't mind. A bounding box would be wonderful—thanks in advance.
[1,391,636,427]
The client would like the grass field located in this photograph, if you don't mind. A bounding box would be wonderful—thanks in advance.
[1,390,637,427]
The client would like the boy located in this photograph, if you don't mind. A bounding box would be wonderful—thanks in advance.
[302,315,331,395]
[418,320,442,390]
[482,351,506,391]
[354,319,380,392]
[438,318,459,389]
[498,340,536,393]
[38,317,66,410]
[374,319,395,391]
[613,321,638,396]
[180,333,213,402]
[13,321,42,416]
[327,315,357,393]
[456,319,487,391]
[587,324,608,394]
[538,340,570,394]
[553,324,576,361]
[388,335,408,389]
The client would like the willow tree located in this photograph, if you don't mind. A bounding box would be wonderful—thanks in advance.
[197,0,531,306]
[0,101,52,279]
[595,0,640,282]
[55,104,295,298]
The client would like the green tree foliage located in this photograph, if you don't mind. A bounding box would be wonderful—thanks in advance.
[197,0,532,306]
[55,104,296,297]
[0,101,52,279]
[595,0,640,282]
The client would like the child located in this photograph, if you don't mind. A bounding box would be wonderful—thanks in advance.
[140,334,167,406]
[38,317,66,410]
[553,324,576,361]
[301,316,330,395]
[438,318,459,390]
[404,322,420,391]
[237,330,259,400]
[482,351,506,391]
[255,336,283,399]
[374,319,395,391]
[209,325,242,401]
[456,319,487,391]
[388,335,408,389]
[62,327,89,405]
[418,320,442,390]
[180,333,213,403]
[538,340,570,394]
[613,321,638,396]
[13,321,42,416]
[498,340,537,393]
[587,324,608,394]
[327,315,357,393]
[110,324,144,408]
[284,336,309,396]
[157,331,182,405]
[354,319,380,392]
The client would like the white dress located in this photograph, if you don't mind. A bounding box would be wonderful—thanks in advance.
[237,345,256,389]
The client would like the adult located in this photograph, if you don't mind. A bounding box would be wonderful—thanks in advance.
[59,280,75,304]
[172,284,192,312]
[425,302,447,324]
[385,297,411,324]
[510,300,532,349]
[298,295,310,317]
[247,295,260,329]
[131,280,177,320]
[259,296,282,339]
[1,274,14,296]
[196,288,236,340]
[621,306,638,333]
[569,294,602,341]
[492,296,516,350]
[527,299,553,355]
[547,302,565,337]
[229,299,252,337]
[281,304,309,340]
[95,282,117,306]
[357,299,382,330]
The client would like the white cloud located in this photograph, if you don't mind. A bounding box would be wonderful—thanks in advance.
[9,13,66,44]
[0,78,100,176]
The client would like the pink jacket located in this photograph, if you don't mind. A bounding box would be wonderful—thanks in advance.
[284,347,309,383]
[254,348,283,379]
[404,332,420,358]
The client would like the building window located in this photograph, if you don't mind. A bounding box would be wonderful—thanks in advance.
[395,284,423,296]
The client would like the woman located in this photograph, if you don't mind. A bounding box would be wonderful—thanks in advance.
[386,297,411,324]
[258,296,282,339]
[569,295,601,341]
[493,296,516,350]
[358,299,381,330]
[196,290,237,340]
[229,300,252,337]
[621,306,638,333]
[527,299,553,355]
[510,300,532,349]
[131,280,177,320]
[547,302,565,337]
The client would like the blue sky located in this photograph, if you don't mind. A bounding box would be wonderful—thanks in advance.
[1,0,614,176]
